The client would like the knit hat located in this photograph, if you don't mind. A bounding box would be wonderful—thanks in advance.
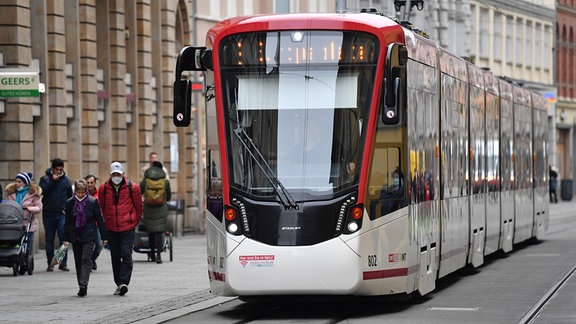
[109,161,125,175]
[16,172,33,186]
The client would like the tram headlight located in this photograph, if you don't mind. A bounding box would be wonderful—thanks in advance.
[227,223,239,234]
[291,31,304,42]
[347,221,359,232]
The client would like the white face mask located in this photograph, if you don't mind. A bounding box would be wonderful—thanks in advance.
[111,176,123,185]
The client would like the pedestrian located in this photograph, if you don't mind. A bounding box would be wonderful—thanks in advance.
[63,179,108,297]
[85,174,102,271]
[549,166,558,203]
[39,158,73,272]
[140,152,170,181]
[4,172,43,254]
[98,161,143,296]
[140,161,171,263]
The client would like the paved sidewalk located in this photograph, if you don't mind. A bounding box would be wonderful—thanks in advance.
[1,200,574,323]
[0,233,215,324]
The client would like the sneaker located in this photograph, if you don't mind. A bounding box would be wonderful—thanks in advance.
[46,265,54,272]
[113,286,121,295]
[59,264,70,272]
[78,287,87,297]
[119,284,128,296]
[92,260,97,271]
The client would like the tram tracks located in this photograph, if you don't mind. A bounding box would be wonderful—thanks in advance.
[518,261,576,324]
[518,209,576,324]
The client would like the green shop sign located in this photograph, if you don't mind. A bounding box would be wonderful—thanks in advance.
[0,70,40,97]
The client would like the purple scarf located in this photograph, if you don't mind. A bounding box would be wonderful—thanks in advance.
[74,196,88,229]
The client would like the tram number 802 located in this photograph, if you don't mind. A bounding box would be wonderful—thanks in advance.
[368,255,377,267]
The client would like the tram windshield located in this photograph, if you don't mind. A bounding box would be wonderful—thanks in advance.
[219,31,379,200]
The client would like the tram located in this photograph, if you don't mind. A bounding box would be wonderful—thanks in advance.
[173,10,549,298]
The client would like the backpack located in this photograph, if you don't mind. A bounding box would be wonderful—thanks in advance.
[144,178,166,206]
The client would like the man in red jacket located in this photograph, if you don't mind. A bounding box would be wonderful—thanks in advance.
[98,161,143,296]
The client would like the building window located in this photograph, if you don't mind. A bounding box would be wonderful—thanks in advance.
[479,8,489,58]
[506,16,514,65]
[515,18,523,66]
[493,12,502,62]
[534,23,542,69]
[543,25,551,70]
[275,0,290,13]
[525,21,532,68]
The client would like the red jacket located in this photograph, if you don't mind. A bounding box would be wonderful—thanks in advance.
[98,177,143,232]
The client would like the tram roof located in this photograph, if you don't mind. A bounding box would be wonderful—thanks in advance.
[206,12,405,45]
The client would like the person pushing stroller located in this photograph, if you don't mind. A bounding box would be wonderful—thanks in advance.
[4,172,43,255]
[1,172,43,275]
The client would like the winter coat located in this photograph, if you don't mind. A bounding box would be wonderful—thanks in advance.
[63,195,107,244]
[140,166,171,233]
[4,183,43,232]
[39,168,72,215]
[98,177,143,232]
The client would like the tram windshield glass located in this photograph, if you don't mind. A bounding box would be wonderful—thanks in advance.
[219,30,379,200]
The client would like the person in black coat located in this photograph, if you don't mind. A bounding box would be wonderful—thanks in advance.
[549,166,558,203]
[63,179,108,297]
[39,158,73,271]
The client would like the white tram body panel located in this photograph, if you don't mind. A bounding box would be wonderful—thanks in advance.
[208,206,433,296]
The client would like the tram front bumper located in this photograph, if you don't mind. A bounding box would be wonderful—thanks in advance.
[222,237,361,296]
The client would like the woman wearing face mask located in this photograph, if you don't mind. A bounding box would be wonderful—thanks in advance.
[63,179,108,297]
[4,172,43,254]
[97,161,143,296]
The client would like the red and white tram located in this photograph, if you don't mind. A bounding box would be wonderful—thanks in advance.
[173,10,549,298]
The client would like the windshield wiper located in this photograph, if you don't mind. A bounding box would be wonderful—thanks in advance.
[232,127,299,210]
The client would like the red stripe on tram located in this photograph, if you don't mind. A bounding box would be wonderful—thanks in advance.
[363,268,408,280]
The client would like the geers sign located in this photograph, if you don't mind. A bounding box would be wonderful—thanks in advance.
[0,69,40,97]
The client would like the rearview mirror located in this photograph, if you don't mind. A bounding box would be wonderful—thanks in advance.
[173,80,193,127]
[381,43,407,125]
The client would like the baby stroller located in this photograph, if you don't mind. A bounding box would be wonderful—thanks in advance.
[0,200,34,276]
[133,221,173,262]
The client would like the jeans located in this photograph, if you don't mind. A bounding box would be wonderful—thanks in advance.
[108,229,135,287]
[44,213,67,266]
[72,241,95,289]
[92,229,103,262]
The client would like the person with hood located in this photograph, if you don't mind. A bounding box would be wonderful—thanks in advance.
[140,161,171,263]
[63,179,108,297]
[98,161,143,296]
[39,158,73,271]
[5,172,43,253]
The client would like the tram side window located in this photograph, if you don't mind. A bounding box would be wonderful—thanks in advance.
[367,147,406,220]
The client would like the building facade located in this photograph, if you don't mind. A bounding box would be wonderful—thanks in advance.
[556,0,576,199]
